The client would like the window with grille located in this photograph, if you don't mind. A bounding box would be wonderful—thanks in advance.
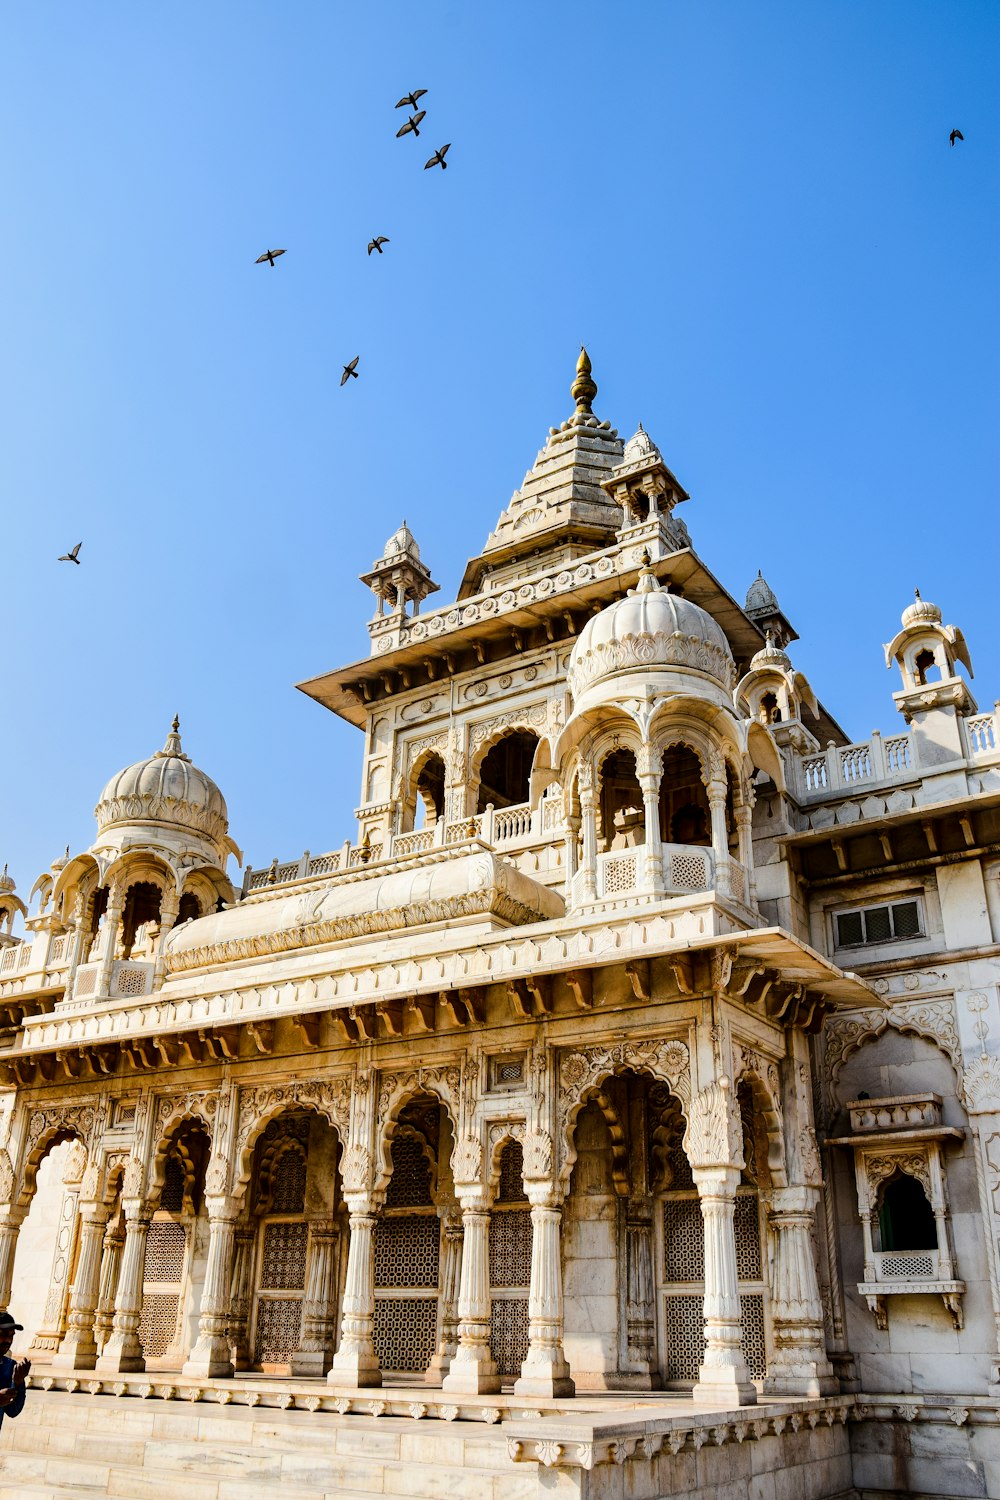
[490,1139,530,1378]
[834,899,922,949]
[140,1217,187,1363]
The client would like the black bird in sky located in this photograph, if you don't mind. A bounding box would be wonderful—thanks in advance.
[424,144,450,170]
[367,237,390,255]
[396,110,426,139]
[950,128,964,146]
[395,89,427,110]
[340,356,360,386]
[58,543,82,565]
[255,249,287,267]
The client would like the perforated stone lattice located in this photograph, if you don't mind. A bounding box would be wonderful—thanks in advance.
[663,1293,767,1382]
[144,1220,186,1283]
[259,1221,309,1291]
[158,1156,186,1213]
[604,854,638,894]
[490,1208,532,1288]
[385,1133,434,1209]
[115,966,146,996]
[374,1213,440,1288]
[497,1140,528,1204]
[663,1197,704,1282]
[880,1252,935,1278]
[489,1297,529,1377]
[270,1148,307,1214]
[740,1293,766,1380]
[137,1293,179,1358]
[735,1193,762,1281]
[373,1296,438,1372]
[670,852,708,890]
[254,1298,302,1364]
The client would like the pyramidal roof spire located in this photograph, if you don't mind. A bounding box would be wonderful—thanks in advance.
[572,346,597,414]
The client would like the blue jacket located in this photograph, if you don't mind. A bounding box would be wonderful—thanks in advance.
[0,1354,26,1428]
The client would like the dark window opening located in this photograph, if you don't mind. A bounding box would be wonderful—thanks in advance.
[760,692,782,725]
[477,731,538,812]
[878,1173,937,1252]
[914,649,937,686]
[178,892,200,925]
[415,754,445,829]
[835,900,922,948]
[599,748,644,850]
[658,745,710,847]
[121,881,162,957]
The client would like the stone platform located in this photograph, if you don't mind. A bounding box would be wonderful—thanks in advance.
[0,1374,861,1500]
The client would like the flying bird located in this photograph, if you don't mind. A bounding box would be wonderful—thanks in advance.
[58,543,82,565]
[367,237,390,255]
[950,129,964,146]
[424,143,451,170]
[396,110,426,139]
[395,89,427,110]
[340,356,360,386]
[255,249,287,267]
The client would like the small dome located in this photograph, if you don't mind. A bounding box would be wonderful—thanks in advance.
[383,520,421,562]
[749,631,791,673]
[901,589,942,629]
[745,570,779,616]
[622,423,659,465]
[568,561,734,700]
[0,865,14,895]
[51,846,70,872]
[95,719,228,848]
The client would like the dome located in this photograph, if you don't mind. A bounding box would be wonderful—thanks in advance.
[901,589,942,629]
[95,719,228,847]
[749,631,792,673]
[382,520,421,562]
[0,865,14,895]
[568,561,734,701]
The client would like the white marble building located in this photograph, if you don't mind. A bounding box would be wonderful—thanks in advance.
[1,351,998,1497]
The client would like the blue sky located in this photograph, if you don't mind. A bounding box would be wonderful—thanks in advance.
[2,1,997,908]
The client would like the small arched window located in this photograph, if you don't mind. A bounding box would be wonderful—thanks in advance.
[878,1172,937,1252]
[477,731,538,812]
[760,692,781,725]
[415,754,445,829]
[913,649,937,686]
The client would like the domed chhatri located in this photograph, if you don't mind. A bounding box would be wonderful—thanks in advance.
[382,519,422,562]
[745,571,779,618]
[0,863,14,895]
[568,556,734,704]
[95,717,229,847]
[749,629,792,673]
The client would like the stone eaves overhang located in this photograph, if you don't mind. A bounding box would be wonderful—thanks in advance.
[7,913,878,1081]
[780,787,1000,885]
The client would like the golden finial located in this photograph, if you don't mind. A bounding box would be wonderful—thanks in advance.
[571,346,597,414]
[172,714,180,733]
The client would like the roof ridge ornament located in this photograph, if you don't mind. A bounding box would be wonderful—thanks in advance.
[157,715,190,763]
[571,346,597,415]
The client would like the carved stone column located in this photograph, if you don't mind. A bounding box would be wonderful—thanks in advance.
[427,1209,462,1383]
[292,1219,340,1377]
[764,1185,836,1396]
[96,1206,150,1373]
[182,1197,238,1377]
[442,1198,499,1394]
[636,744,664,895]
[95,881,125,998]
[514,1190,574,1397]
[93,1217,125,1354]
[64,892,90,998]
[0,1209,26,1313]
[152,892,179,992]
[705,777,731,892]
[625,1205,658,1384]
[228,1225,256,1370]
[686,1079,756,1406]
[53,1202,109,1370]
[564,814,580,886]
[329,1203,381,1386]
[578,778,598,902]
[734,797,756,904]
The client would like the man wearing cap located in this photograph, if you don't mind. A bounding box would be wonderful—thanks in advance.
[0,1312,29,1430]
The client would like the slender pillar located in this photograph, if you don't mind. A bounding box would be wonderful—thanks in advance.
[624,1207,659,1385]
[64,892,90,999]
[228,1226,256,1370]
[95,882,125,998]
[0,1210,26,1313]
[427,1210,463,1383]
[292,1219,340,1377]
[735,800,756,904]
[764,1186,836,1396]
[53,1203,109,1370]
[329,1203,381,1386]
[93,1217,125,1353]
[152,893,179,991]
[514,1190,574,1397]
[636,745,664,895]
[692,1166,756,1404]
[579,786,598,902]
[96,1207,150,1373]
[563,814,580,886]
[442,1201,499,1394]
[706,780,731,894]
[182,1198,238,1377]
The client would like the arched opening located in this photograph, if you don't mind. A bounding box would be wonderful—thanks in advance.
[177,892,200,925]
[760,691,781,725]
[877,1173,937,1253]
[373,1095,443,1377]
[414,753,445,831]
[142,1120,209,1369]
[914,648,938,686]
[477,731,538,813]
[489,1139,531,1380]
[86,887,109,958]
[121,881,162,959]
[598,748,643,851]
[246,1110,342,1374]
[657,744,710,847]
[12,1137,86,1357]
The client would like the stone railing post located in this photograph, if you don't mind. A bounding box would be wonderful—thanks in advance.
[292,1218,340,1377]
[764,1185,836,1396]
[182,1196,238,1377]
[513,1179,574,1398]
[53,1201,109,1370]
[96,1205,150,1373]
[329,1200,381,1386]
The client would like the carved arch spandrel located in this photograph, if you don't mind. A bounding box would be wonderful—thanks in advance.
[556,1038,691,1190]
[822,1000,963,1097]
[732,1042,787,1188]
[15,1103,100,1208]
[232,1078,351,1196]
[373,1064,461,1195]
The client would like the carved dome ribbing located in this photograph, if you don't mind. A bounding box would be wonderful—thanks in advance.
[95,720,229,847]
[568,563,735,700]
[901,589,942,629]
